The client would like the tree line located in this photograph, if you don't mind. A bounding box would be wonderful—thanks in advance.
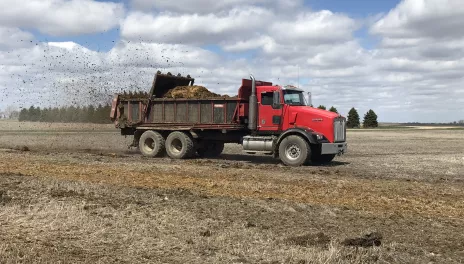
[18,105,112,124]
[316,105,378,128]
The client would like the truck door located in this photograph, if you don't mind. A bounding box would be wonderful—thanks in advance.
[258,91,282,131]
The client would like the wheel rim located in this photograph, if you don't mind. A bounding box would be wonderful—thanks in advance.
[170,138,183,154]
[285,143,301,160]
[143,137,155,153]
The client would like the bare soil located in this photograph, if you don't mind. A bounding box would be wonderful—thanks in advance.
[0,121,463,263]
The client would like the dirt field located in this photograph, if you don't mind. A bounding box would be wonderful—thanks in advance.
[0,121,463,263]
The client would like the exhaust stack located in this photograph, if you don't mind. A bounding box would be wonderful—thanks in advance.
[248,74,257,130]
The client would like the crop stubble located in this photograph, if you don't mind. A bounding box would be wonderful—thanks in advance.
[0,121,463,263]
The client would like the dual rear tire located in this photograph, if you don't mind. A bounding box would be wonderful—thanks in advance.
[139,130,165,157]
[165,131,195,159]
[139,130,195,159]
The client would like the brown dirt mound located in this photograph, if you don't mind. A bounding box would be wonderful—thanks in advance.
[286,232,331,248]
[163,85,222,99]
[0,190,12,204]
[341,232,382,248]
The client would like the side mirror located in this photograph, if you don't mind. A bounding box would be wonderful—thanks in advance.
[272,91,281,109]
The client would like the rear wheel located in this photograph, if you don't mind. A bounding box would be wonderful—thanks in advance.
[165,131,195,159]
[197,141,224,158]
[139,130,165,157]
[278,135,310,166]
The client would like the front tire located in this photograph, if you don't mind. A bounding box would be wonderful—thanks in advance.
[139,130,165,157]
[165,131,195,159]
[278,135,310,166]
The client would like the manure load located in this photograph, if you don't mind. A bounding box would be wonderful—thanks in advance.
[163,86,222,99]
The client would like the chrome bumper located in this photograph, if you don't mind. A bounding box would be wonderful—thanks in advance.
[321,142,347,155]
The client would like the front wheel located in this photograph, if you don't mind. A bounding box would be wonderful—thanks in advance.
[278,135,311,167]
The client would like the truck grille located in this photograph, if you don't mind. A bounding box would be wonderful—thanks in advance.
[334,118,346,142]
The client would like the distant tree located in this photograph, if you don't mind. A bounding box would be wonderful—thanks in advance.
[51,107,60,122]
[45,107,53,122]
[28,106,39,122]
[5,105,18,119]
[329,106,338,113]
[36,107,42,122]
[317,105,326,110]
[363,109,378,128]
[73,106,81,123]
[347,107,360,128]
[77,106,85,123]
[86,105,95,123]
[92,104,112,124]
[95,104,104,123]
[18,103,116,124]
[65,106,76,123]
[9,110,19,120]
[19,108,28,121]
[103,104,111,123]
[39,108,47,122]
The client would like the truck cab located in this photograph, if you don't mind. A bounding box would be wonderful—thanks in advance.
[242,80,347,166]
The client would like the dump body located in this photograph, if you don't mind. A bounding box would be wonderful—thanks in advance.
[110,73,271,132]
[114,97,245,130]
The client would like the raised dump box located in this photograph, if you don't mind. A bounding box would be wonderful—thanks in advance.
[111,72,247,131]
[118,98,241,128]
[146,99,238,124]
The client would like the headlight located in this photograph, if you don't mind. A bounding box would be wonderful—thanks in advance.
[316,134,324,140]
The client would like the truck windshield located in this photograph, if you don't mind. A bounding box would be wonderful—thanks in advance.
[284,90,305,106]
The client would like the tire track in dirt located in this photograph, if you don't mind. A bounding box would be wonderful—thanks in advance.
[1,151,463,219]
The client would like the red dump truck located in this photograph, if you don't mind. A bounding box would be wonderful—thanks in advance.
[110,72,347,166]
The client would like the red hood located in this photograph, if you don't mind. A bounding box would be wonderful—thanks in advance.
[287,106,343,142]
[290,106,341,119]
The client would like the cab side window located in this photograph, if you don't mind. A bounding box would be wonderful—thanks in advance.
[261,92,273,105]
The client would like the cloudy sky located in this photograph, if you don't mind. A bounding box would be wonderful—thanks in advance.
[0,0,463,122]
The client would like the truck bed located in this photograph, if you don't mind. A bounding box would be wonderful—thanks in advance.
[115,97,246,130]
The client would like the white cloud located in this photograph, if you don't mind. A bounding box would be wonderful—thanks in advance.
[271,11,358,45]
[356,0,464,122]
[0,0,125,36]
[121,7,272,44]
[121,7,356,50]
[0,27,35,50]
[371,0,464,40]
[1,0,464,122]
[222,36,273,52]
[130,0,302,13]
[306,41,368,69]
